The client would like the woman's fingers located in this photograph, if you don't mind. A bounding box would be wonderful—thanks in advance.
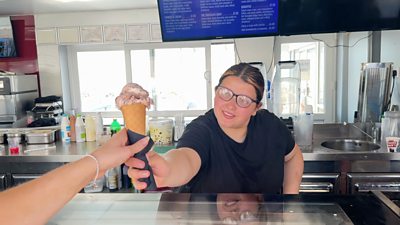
[125,136,149,155]
[125,157,145,169]
[128,167,150,190]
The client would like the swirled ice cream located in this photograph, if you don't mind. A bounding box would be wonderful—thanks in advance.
[115,83,152,135]
[115,83,152,109]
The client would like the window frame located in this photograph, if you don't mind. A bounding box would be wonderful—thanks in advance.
[274,34,337,123]
[67,41,229,120]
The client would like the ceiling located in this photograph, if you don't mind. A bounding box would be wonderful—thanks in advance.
[0,0,158,16]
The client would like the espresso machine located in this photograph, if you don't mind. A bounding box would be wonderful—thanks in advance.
[0,74,39,128]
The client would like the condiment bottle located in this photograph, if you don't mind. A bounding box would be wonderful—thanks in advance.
[85,115,96,142]
[60,114,71,143]
[110,119,121,136]
[69,114,76,142]
[75,114,86,143]
[95,112,103,142]
[106,167,119,192]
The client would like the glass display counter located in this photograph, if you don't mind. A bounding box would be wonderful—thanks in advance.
[48,192,400,225]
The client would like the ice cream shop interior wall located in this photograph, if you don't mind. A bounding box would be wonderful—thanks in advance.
[1,1,400,125]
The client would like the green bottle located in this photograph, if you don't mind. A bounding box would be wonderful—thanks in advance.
[110,119,121,136]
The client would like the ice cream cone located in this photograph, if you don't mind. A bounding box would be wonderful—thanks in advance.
[121,104,146,135]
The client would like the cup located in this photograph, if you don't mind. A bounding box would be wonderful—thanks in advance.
[385,137,400,152]
[293,113,313,151]
[8,135,21,154]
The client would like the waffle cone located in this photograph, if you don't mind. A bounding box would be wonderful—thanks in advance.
[121,104,146,135]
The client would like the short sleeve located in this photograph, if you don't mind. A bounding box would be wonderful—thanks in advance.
[176,118,211,166]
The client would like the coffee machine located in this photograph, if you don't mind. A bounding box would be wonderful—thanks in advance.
[0,74,39,128]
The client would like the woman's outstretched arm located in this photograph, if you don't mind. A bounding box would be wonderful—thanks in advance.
[0,129,149,225]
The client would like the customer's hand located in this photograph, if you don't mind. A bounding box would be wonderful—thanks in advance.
[125,150,171,190]
[91,128,149,177]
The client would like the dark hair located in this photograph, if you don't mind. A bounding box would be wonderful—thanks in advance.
[216,63,265,103]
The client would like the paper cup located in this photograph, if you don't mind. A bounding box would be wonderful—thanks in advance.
[386,137,400,152]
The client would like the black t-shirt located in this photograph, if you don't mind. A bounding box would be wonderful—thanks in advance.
[176,109,295,193]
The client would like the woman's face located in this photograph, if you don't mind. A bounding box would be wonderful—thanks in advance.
[214,76,260,130]
[216,194,262,224]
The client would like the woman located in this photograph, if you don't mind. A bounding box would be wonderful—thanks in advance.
[128,63,304,194]
[0,129,150,225]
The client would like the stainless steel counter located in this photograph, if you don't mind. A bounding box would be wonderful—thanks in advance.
[1,139,400,162]
[0,124,400,163]
[1,123,400,162]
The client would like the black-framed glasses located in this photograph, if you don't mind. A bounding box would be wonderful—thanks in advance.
[216,86,258,108]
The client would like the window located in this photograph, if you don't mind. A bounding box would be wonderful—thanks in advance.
[276,34,336,122]
[131,47,207,111]
[68,42,235,122]
[76,50,126,112]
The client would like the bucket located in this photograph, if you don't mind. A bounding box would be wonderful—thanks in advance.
[149,119,173,145]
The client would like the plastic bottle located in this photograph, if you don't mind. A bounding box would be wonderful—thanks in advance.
[106,167,119,192]
[69,114,76,142]
[294,105,313,151]
[95,112,104,142]
[85,115,96,142]
[60,114,71,143]
[75,114,86,143]
[110,119,121,136]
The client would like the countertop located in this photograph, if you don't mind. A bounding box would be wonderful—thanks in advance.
[1,123,400,162]
[47,192,400,225]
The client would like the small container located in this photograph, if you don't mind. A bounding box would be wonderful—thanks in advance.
[7,133,22,154]
[293,105,313,151]
[25,130,56,144]
[6,132,22,144]
[149,118,173,145]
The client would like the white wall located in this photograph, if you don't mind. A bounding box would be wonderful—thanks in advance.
[36,45,63,97]
[381,30,400,71]
[235,37,274,79]
[347,32,369,122]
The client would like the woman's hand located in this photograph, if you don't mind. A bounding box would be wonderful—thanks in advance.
[125,150,171,190]
[91,128,149,177]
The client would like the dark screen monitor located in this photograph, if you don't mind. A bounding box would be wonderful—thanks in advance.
[157,0,279,42]
[279,0,400,36]
[0,17,17,58]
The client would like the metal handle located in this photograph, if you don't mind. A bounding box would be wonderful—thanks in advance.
[355,182,400,192]
[300,182,334,193]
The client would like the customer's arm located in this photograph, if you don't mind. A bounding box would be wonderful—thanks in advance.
[0,129,149,225]
[283,144,304,194]
[127,147,201,189]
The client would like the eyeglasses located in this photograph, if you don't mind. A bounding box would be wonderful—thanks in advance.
[222,211,259,224]
[216,86,258,108]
